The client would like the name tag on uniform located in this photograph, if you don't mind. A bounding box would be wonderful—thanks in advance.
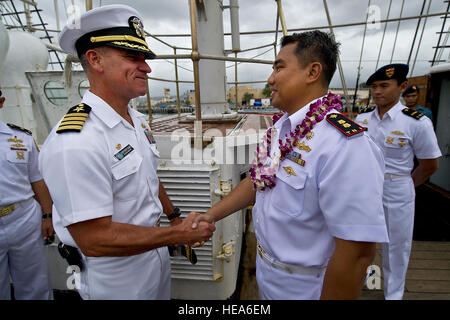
[114,144,134,160]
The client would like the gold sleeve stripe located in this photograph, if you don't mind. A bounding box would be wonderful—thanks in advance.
[62,116,89,122]
[57,125,83,130]
[64,113,89,118]
[60,120,86,126]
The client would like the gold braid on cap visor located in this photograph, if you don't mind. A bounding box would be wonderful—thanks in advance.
[90,35,150,49]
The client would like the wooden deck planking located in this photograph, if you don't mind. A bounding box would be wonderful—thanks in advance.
[239,232,450,300]
[361,241,450,299]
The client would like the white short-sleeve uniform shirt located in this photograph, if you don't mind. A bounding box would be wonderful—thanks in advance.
[0,122,42,206]
[253,99,389,270]
[354,102,442,174]
[39,91,168,299]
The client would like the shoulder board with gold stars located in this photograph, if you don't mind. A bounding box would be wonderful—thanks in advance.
[401,108,424,120]
[358,106,376,114]
[7,123,32,135]
[56,103,92,134]
[326,113,367,138]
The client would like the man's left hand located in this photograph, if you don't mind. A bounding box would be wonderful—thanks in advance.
[42,218,55,241]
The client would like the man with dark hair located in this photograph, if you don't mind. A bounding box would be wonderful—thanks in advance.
[355,64,441,300]
[192,31,388,300]
[402,84,432,120]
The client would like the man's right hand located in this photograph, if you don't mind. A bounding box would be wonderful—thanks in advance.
[178,212,215,245]
[191,212,215,229]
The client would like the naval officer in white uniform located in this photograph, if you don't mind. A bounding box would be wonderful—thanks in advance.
[0,89,54,300]
[39,5,215,300]
[192,31,389,300]
[355,64,441,300]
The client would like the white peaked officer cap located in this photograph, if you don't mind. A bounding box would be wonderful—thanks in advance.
[58,4,155,59]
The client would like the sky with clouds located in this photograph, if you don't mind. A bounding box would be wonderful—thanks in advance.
[3,0,449,98]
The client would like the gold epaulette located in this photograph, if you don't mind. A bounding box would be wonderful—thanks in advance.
[402,108,424,120]
[56,103,92,134]
[7,123,32,135]
[358,106,376,114]
[326,113,367,138]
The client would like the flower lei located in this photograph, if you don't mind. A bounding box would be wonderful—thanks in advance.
[249,92,343,191]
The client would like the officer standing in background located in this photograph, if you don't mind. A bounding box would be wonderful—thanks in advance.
[39,5,214,300]
[355,64,442,300]
[192,31,389,300]
[0,88,54,300]
[402,84,433,120]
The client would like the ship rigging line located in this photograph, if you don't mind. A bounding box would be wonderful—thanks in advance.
[353,0,371,112]
[390,0,405,63]
[407,0,427,66]
[150,12,449,38]
[375,0,392,71]
[410,0,433,77]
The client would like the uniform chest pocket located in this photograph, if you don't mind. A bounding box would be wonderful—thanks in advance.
[271,167,308,217]
[149,144,160,158]
[384,139,409,159]
[111,152,143,200]
[6,149,29,164]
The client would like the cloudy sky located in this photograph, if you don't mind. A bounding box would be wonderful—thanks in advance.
[3,0,449,98]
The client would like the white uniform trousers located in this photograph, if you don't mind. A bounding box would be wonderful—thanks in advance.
[79,246,171,300]
[256,252,326,300]
[381,176,415,300]
[0,198,53,300]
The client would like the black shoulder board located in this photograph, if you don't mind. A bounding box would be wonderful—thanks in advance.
[7,123,32,135]
[358,106,376,114]
[326,113,367,138]
[56,103,92,134]
[402,108,424,120]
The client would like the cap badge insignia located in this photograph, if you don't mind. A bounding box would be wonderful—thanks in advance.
[129,16,144,39]
[385,67,395,78]
[283,166,297,176]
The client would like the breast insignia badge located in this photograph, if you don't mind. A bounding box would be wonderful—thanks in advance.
[295,141,311,153]
[283,166,297,176]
